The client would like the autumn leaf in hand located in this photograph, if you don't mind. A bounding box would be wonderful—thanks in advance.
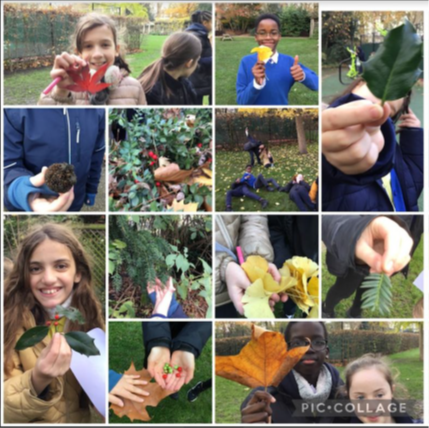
[251,45,273,62]
[66,63,111,94]
[110,362,175,422]
[216,324,309,388]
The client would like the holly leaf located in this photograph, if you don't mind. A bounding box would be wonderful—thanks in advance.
[66,63,111,94]
[55,305,85,324]
[362,19,423,103]
[15,326,49,351]
[216,325,309,388]
[64,331,100,356]
[110,362,175,421]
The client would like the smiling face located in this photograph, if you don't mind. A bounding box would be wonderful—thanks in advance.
[79,24,119,71]
[349,367,394,424]
[288,322,328,383]
[29,239,81,309]
[255,18,281,53]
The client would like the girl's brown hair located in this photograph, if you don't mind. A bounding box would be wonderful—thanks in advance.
[72,13,131,74]
[138,32,202,98]
[4,224,105,376]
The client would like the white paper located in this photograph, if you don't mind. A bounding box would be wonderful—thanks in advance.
[413,271,424,293]
[70,328,106,418]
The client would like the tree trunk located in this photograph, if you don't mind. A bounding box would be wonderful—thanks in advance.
[310,18,315,38]
[420,324,423,361]
[296,115,308,154]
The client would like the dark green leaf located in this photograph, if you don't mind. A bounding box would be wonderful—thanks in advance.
[55,306,85,325]
[15,326,49,350]
[64,331,100,356]
[361,273,392,315]
[362,20,423,103]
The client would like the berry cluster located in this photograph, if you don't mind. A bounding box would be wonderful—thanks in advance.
[162,362,183,379]
[46,313,60,327]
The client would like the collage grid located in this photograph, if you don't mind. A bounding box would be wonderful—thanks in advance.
[1,0,428,426]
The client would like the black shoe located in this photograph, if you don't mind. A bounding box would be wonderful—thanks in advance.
[187,381,204,402]
[267,187,275,192]
[260,199,269,209]
[322,303,335,318]
[226,206,232,212]
[169,392,179,400]
[346,308,362,318]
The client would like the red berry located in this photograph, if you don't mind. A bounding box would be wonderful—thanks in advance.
[197,143,202,148]
[150,161,155,166]
[152,154,158,161]
[54,314,60,320]
[208,159,212,163]
[54,321,59,326]
[134,179,139,184]
[156,182,161,187]
[148,151,154,157]
[162,374,168,379]
[177,367,183,372]
[176,373,181,378]
[46,321,51,326]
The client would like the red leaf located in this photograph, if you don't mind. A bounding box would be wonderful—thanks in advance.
[65,63,111,94]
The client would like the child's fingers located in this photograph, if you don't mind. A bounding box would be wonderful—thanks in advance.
[153,371,167,389]
[29,167,48,187]
[108,394,124,407]
[357,241,383,273]
[322,100,386,132]
[293,55,299,66]
[48,187,74,212]
[323,124,366,153]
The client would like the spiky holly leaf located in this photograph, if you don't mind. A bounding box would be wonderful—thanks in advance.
[55,305,85,324]
[64,331,100,357]
[15,326,49,350]
[362,20,422,104]
[66,63,111,94]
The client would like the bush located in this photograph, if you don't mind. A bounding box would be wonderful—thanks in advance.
[325,42,348,65]
[279,7,310,37]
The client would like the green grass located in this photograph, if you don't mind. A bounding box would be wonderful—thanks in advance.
[321,235,424,318]
[216,36,319,105]
[215,143,318,212]
[215,348,423,423]
[109,322,212,424]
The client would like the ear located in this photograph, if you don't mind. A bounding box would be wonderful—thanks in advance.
[74,271,82,284]
[115,44,121,56]
[185,58,195,69]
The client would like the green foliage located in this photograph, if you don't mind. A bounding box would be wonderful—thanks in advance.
[361,273,393,315]
[56,305,85,324]
[109,239,127,292]
[64,332,100,356]
[15,326,49,350]
[362,20,423,103]
[279,7,310,37]
[108,301,136,319]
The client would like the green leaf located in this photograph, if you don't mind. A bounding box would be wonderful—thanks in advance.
[362,19,423,103]
[109,260,115,275]
[175,254,190,273]
[177,283,188,300]
[55,306,85,325]
[361,273,392,315]
[64,331,100,357]
[15,326,49,350]
[166,254,177,268]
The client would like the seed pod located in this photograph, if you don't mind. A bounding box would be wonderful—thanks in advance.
[45,163,77,193]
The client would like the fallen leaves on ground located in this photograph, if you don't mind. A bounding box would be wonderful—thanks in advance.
[110,362,175,422]
[216,324,309,388]
[168,199,199,212]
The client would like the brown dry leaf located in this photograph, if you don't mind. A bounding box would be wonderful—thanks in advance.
[159,184,175,205]
[110,362,175,422]
[203,197,212,212]
[154,163,193,183]
[216,324,309,388]
[168,199,199,212]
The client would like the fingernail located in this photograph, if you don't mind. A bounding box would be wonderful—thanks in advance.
[384,261,393,272]
[370,105,383,119]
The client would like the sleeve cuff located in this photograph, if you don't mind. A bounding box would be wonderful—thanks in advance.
[85,193,96,206]
[253,78,266,90]
[298,70,306,83]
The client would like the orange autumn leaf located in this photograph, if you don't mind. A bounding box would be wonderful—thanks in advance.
[110,362,175,422]
[216,325,309,388]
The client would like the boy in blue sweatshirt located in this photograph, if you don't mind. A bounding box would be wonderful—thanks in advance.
[241,165,280,191]
[236,13,318,105]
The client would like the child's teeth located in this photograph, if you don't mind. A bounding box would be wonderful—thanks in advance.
[42,289,58,294]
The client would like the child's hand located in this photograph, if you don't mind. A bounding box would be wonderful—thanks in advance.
[51,52,87,96]
[147,346,171,389]
[109,375,149,407]
[152,277,175,318]
[31,333,72,395]
[241,390,276,423]
[165,350,195,392]
[225,262,251,314]
[397,108,421,129]
[322,100,391,175]
[29,167,75,212]
[252,61,266,86]
[267,263,288,308]
[355,217,413,276]
[290,55,304,82]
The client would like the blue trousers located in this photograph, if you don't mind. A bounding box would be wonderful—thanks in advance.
[226,184,261,207]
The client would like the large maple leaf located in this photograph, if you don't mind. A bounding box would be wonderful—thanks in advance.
[216,325,309,388]
[66,63,111,94]
[110,362,175,422]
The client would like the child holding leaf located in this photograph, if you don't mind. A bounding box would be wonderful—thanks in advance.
[236,13,318,105]
[39,13,146,105]
[3,224,105,424]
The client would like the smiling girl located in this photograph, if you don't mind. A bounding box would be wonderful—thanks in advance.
[3,223,105,423]
[39,13,146,105]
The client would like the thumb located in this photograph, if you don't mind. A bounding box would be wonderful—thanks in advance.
[230,285,245,315]
[293,55,299,66]
[30,167,48,188]
[356,241,383,273]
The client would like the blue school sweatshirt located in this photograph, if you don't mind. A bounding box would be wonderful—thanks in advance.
[236,53,318,105]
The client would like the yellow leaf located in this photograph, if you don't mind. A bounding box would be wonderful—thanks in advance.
[251,45,273,62]
[242,256,268,282]
[242,279,274,319]
[202,168,212,178]
[168,199,199,212]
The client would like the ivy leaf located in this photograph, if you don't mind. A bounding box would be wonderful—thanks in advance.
[64,331,100,357]
[55,305,85,325]
[362,19,423,103]
[361,273,392,316]
[15,326,49,351]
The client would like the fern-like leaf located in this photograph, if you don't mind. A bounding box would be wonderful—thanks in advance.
[361,273,393,316]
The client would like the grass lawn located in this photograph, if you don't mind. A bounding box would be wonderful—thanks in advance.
[215,143,318,212]
[215,348,423,423]
[109,322,212,424]
[321,235,424,318]
[215,36,319,105]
